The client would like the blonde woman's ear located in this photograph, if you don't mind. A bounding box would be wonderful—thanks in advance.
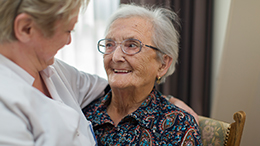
[14,13,34,42]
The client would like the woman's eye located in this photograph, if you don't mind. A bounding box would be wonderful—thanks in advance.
[126,42,139,48]
[67,30,75,33]
[105,42,115,49]
[129,43,137,48]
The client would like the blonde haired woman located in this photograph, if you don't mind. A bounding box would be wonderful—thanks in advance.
[0,0,108,145]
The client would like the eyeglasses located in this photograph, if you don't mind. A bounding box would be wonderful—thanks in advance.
[97,38,164,55]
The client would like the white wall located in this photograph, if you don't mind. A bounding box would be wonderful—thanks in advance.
[211,0,260,145]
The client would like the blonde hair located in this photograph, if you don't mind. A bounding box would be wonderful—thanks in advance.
[0,0,89,43]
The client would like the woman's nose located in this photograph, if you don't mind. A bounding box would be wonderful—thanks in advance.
[112,45,125,62]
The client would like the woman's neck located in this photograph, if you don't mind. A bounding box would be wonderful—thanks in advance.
[1,43,52,98]
[0,42,44,78]
[107,86,153,126]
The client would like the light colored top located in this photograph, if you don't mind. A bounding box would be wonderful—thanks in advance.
[0,54,108,146]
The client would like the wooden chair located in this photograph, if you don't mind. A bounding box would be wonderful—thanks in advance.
[198,111,246,146]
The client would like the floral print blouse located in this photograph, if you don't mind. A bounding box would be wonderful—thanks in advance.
[83,88,202,146]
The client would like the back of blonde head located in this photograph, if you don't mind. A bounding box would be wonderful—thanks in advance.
[0,0,89,43]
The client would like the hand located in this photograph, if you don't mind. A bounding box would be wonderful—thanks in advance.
[167,96,199,125]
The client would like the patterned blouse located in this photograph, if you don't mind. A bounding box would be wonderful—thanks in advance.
[83,88,202,146]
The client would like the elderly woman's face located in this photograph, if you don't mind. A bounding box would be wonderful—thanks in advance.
[104,17,162,90]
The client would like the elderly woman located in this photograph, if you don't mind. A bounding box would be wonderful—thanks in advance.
[0,1,197,145]
[83,4,202,145]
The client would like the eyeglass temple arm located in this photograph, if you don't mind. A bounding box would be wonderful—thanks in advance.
[145,45,165,54]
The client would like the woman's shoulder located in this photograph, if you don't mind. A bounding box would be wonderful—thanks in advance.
[154,93,202,145]
[153,90,196,125]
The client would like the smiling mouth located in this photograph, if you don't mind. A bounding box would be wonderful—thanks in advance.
[113,69,132,73]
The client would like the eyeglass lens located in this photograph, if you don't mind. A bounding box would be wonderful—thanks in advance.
[98,39,141,54]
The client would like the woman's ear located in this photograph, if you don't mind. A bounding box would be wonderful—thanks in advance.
[158,55,173,77]
[14,13,34,42]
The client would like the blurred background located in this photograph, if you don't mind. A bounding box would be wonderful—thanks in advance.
[56,0,260,145]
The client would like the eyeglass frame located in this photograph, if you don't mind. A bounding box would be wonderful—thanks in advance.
[97,38,165,55]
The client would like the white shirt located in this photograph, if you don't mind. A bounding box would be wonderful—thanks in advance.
[0,54,108,146]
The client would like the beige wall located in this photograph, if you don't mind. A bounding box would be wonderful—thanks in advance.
[211,0,260,145]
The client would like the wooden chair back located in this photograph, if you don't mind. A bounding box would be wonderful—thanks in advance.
[198,111,246,146]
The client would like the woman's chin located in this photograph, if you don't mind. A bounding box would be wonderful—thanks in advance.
[110,82,128,89]
[109,80,133,90]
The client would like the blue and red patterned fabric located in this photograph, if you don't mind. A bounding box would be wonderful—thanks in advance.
[83,88,202,145]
